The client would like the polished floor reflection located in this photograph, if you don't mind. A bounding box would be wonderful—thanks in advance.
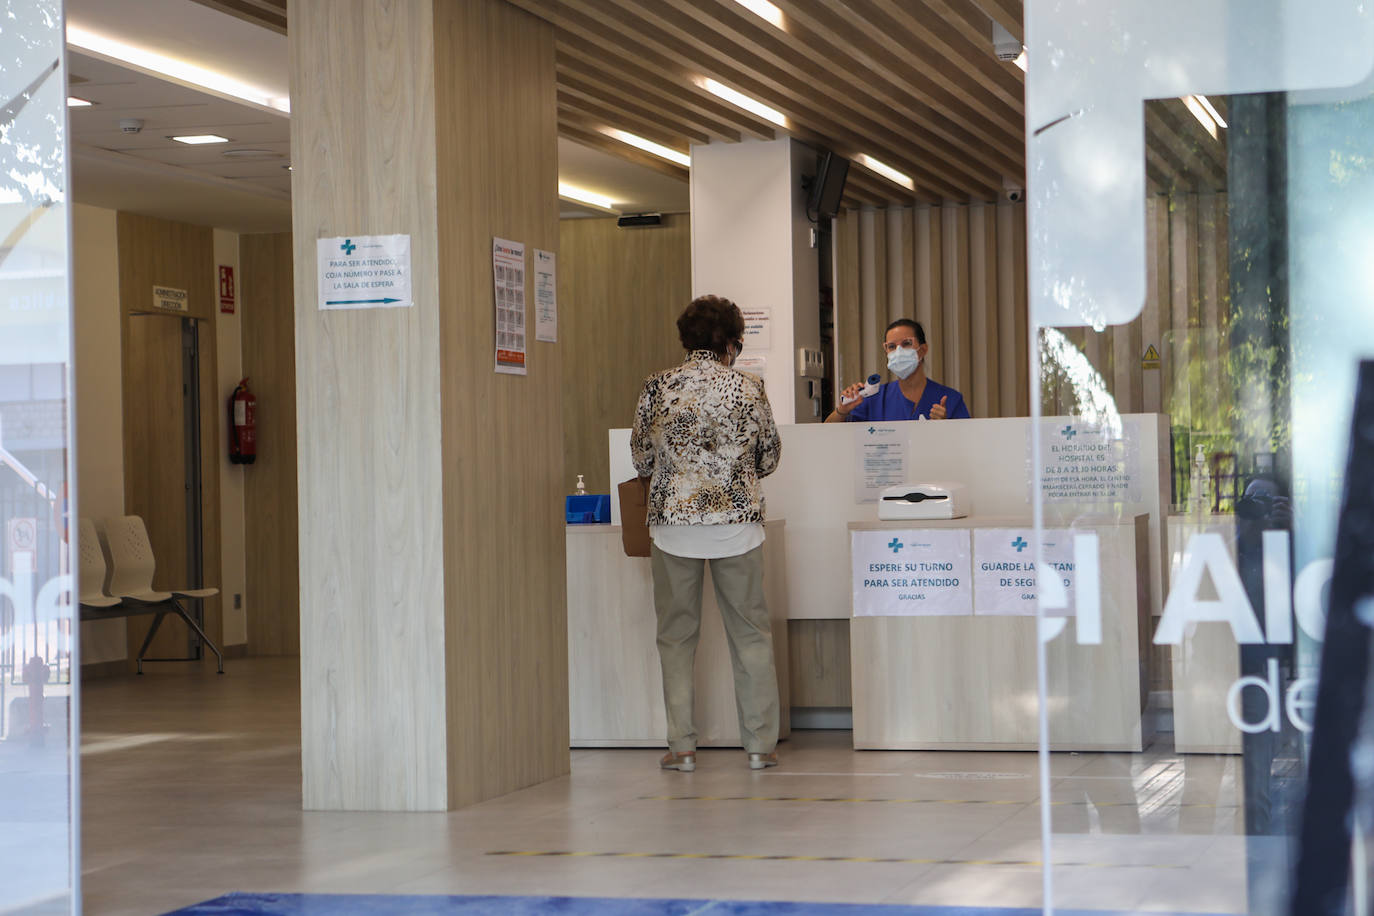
[80,659,1247,915]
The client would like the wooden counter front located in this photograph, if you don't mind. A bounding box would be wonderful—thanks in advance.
[566,521,790,747]
[849,516,1150,752]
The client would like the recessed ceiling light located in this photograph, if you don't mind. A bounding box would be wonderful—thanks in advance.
[558,181,619,213]
[699,78,787,128]
[855,153,915,191]
[1194,94,1227,129]
[1180,95,1220,140]
[731,0,785,29]
[67,26,291,114]
[599,128,691,167]
[66,96,93,107]
[170,134,231,145]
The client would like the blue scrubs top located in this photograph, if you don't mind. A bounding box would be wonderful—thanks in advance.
[846,378,971,422]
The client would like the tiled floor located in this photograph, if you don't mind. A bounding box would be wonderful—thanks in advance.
[80,659,1248,916]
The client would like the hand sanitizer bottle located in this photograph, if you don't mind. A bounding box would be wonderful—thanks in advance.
[574,474,587,496]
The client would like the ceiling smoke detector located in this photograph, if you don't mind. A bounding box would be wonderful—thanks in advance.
[119,118,143,134]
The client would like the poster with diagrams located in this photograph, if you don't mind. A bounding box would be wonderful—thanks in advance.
[493,237,527,375]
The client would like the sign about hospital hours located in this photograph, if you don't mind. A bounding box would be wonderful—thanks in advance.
[316,234,413,310]
[1034,418,1141,504]
[973,528,1077,616]
[851,528,972,617]
[492,237,527,375]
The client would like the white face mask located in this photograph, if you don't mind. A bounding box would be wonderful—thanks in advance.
[887,346,920,379]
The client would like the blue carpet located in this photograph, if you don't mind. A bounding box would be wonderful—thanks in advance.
[160,893,1233,915]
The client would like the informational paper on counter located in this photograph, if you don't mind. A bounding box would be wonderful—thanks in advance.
[533,248,557,343]
[492,238,527,375]
[851,528,972,617]
[853,423,908,503]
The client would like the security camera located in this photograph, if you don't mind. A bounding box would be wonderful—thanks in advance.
[1002,176,1025,203]
[119,118,143,134]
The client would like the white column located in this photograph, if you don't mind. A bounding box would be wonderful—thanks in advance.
[690,138,821,423]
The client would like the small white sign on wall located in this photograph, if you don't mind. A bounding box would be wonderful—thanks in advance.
[852,528,972,617]
[742,307,771,349]
[316,234,413,310]
[152,285,188,313]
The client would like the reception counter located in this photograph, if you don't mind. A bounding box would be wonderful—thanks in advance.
[610,416,1171,623]
[583,415,1172,752]
[565,520,790,747]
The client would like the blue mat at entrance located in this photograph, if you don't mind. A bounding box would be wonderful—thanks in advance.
[160,892,1234,915]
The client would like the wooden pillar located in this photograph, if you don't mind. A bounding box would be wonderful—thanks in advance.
[290,0,566,812]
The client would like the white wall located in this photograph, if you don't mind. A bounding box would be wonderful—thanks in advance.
[213,229,248,646]
[72,203,126,664]
[690,138,822,424]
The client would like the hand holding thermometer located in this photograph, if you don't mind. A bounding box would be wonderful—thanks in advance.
[841,374,882,406]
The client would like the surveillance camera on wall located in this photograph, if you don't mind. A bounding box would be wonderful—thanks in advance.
[1002,176,1025,203]
[119,118,143,134]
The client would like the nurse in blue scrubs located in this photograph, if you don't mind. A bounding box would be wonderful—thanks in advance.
[824,318,971,423]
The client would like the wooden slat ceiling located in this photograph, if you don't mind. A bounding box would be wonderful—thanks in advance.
[520,0,1028,207]
[190,0,1224,206]
[187,0,287,33]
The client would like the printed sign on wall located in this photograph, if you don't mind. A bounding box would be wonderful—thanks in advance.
[852,528,972,617]
[492,237,527,375]
[316,234,413,310]
[973,528,1077,616]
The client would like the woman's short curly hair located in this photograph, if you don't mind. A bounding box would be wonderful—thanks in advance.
[677,295,745,354]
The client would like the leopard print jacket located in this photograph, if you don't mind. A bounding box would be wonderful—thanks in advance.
[631,350,782,526]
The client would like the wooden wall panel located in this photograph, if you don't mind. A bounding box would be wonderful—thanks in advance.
[835,209,861,393]
[433,0,568,808]
[832,202,1030,418]
[292,0,449,811]
[787,619,851,707]
[559,215,691,495]
[240,232,298,657]
[837,195,1231,431]
[117,213,221,670]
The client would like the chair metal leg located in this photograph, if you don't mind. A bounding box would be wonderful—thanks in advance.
[135,611,168,675]
[172,599,224,674]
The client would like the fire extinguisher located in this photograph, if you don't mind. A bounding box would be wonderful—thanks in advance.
[229,378,257,465]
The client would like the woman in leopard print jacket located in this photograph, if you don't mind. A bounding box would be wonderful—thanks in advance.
[630,295,784,773]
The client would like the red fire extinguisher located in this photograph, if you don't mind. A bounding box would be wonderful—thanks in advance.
[229,378,257,465]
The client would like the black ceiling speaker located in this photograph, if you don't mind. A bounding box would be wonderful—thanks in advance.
[617,213,663,228]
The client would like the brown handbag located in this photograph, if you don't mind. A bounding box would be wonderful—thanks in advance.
[617,477,652,557]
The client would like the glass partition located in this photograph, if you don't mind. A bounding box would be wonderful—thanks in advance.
[0,1,78,912]
[1027,3,1374,912]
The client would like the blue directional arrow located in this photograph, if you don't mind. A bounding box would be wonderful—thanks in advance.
[326,297,403,305]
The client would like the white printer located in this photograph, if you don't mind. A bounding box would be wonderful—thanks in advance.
[877,482,969,520]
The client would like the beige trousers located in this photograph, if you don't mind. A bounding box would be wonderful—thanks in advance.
[650,543,780,755]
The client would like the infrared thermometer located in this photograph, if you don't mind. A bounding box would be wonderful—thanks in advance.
[841,373,882,405]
